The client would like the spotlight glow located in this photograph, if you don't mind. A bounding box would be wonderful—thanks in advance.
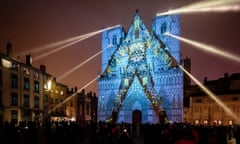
[48,76,98,114]
[157,0,240,16]
[164,32,240,63]
[178,64,240,122]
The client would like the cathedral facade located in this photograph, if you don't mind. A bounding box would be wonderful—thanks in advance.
[98,11,183,123]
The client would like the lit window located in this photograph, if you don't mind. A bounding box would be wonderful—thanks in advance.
[44,83,48,90]
[11,62,18,71]
[24,77,30,90]
[60,90,64,95]
[195,120,199,125]
[214,120,217,125]
[34,71,39,78]
[203,120,208,125]
[2,58,11,68]
[47,80,52,91]
[218,120,222,125]
[23,67,30,75]
[34,81,39,93]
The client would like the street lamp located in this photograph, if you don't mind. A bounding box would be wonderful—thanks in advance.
[46,80,52,91]
[43,79,53,123]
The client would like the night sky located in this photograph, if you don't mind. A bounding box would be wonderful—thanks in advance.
[0,0,240,93]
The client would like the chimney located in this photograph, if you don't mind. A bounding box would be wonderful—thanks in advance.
[26,54,32,66]
[74,87,78,92]
[224,73,229,79]
[40,64,46,73]
[6,42,13,57]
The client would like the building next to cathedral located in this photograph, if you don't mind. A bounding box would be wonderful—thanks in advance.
[0,42,98,125]
[98,11,184,123]
[184,73,240,126]
[0,43,48,124]
[0,42,72,124]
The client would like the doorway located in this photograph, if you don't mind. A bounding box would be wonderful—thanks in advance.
[132,110,142,124]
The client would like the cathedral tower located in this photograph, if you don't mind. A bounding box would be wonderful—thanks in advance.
[98,11,183,123]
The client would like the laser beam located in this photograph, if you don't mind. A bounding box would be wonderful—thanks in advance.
[45,25,121,114]
[178,64,239,122]
[157,0,240,16]
[19,32,97,56]
[58,47,108,81]
[33,31,99,61]
[164,32,240,63]
[34,38,84,61]
[165,48,240,122]
[19,25,121,57]
[48,76,98,114]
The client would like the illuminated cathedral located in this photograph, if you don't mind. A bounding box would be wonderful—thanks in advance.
[98,11,183,123]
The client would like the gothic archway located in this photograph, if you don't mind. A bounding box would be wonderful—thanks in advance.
[132,110,142,124]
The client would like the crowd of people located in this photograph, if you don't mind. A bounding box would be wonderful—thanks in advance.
[0,120,240,144]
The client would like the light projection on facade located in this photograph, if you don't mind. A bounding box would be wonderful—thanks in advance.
[98,11,183,123]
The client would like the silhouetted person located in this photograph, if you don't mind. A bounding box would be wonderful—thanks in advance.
[117,129,134,144]
[175,125,199,144]
[44,120,53,144]
[234,126,240,144]
[4,121,18,144]
[131,123,137,137]
[78,123,86,144]
[25,121,38,144]
[216,126,227,144]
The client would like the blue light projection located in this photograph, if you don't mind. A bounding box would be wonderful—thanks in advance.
[98,11,183,123]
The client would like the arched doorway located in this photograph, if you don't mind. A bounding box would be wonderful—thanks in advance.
[132,110,142,124]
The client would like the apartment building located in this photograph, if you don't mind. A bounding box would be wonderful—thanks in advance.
[184,73,240,125]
